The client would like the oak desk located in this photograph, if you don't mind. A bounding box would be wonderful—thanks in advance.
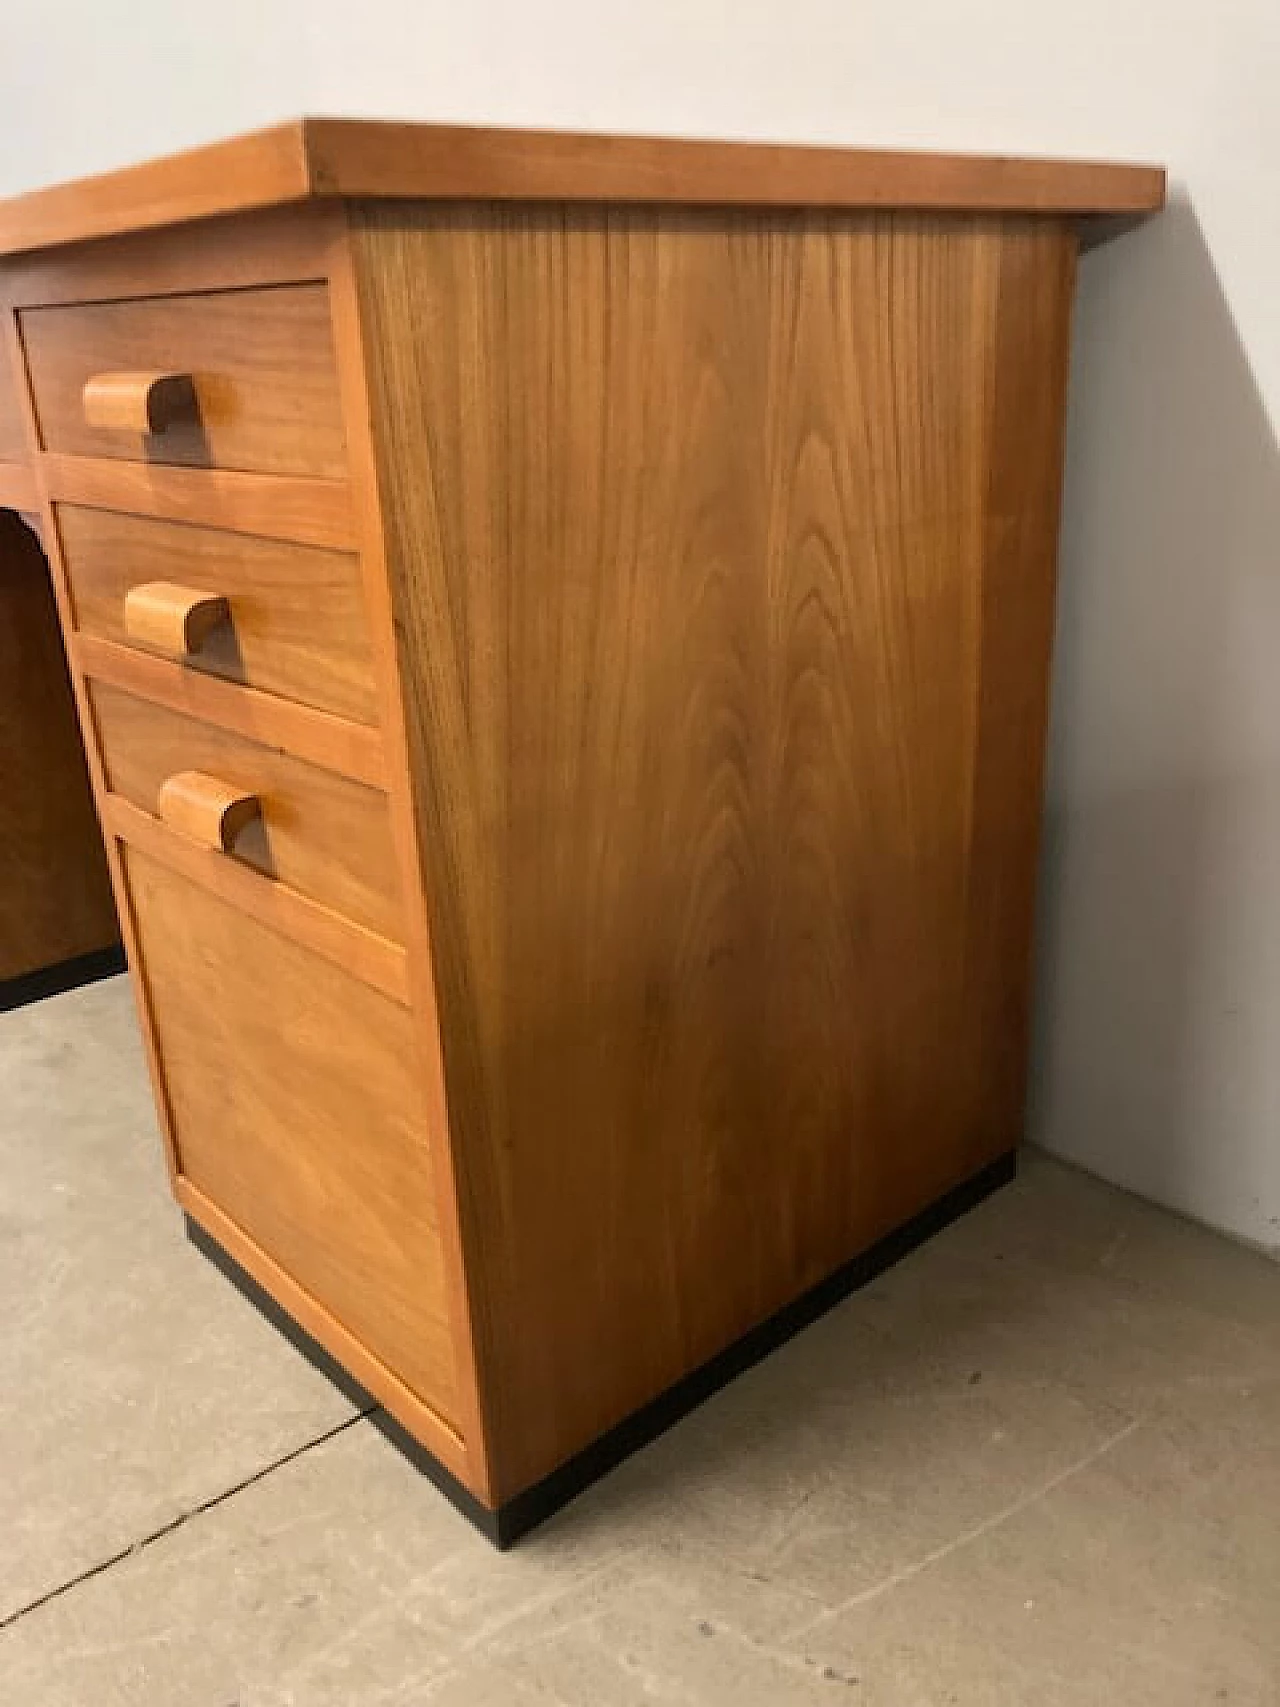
[0,121,1164,1542]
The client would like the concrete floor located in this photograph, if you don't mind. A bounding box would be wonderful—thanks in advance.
[2,978,1278,1705]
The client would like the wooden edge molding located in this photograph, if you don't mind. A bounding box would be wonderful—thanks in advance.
[323,208,500,1502]
[178,1181,474,1486]
[42,453,356,551]
[302,118,1167,216]
[0,204,335,310]
[105,793,411,1004]
[75,634,387,788]
[0,123,312,261]
[0,118,1165,258]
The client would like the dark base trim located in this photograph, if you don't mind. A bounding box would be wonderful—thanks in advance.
[0,943,126,1014]
[183,1217,506,1543]
[186,1147,1017,1549]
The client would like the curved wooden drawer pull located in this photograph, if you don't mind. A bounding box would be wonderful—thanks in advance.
[124,581,230,659]
[82,370,195,434]
[157,770,261,853]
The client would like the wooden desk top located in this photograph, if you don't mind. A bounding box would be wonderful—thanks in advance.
[0,118,1165,258]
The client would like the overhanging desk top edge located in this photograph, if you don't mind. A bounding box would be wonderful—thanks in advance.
[0,117,1167,258]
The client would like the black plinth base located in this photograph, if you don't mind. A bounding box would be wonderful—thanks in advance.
[186,1146,1017,1548]
[0,943,126,1014]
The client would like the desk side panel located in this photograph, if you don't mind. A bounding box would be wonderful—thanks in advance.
[352,203,1077,1499]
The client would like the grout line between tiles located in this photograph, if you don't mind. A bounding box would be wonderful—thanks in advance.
[0,1406,374,1635]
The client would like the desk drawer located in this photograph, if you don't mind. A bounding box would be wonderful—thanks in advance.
[59,506,378,725]
[21,283,346,478]
[123,844,458,1423]
[91,680,402,941]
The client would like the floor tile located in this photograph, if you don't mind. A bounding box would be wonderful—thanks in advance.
[0,980,356,1617]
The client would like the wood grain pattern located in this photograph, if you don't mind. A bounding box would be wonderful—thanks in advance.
[0,149,1137,1525]
[353,202,1077,1499]
[125,844,458,1423]
[323,207,496,1496]
[92,679,404,939]
[0,122,311,259]
[0,119,1164,257]
[178,1179,469,1479]
[76,632,386,787]
[44,453,355,550]
[0,510,118,981]
[105,793,409,1003]
[22,284,347,477]
[59,505,378,723]
[0,204,332,311]
[309,119,1166,216]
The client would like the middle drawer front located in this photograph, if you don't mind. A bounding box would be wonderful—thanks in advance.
[91,679,403,942]
[58,505,380,725]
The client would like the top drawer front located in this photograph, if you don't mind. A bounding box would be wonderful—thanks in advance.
[20,284,347,478]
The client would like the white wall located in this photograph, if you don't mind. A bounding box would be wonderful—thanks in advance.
[3,1,1277,1250]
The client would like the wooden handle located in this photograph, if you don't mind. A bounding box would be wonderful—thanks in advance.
[157,771,260,853]
[82,370,195,433]
[123,581,230,658]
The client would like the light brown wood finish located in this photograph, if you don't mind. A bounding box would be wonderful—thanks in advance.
[155,770,261,852]
[308,119,1166,215]
[124,844,459,1425]
[0,510,118,982]
[44,454,355,550]
[0,461,37,511]
[351,202,1079,1499]
[0,204,334,311]
[178,1178,468,1478]
[0,119,1164,258]
[0,126,1162,1531]
[61,507,378,722]
[91,680,403,939]
[77,633,386,787]
[0,361,26,460]
[82,369,194,434]
[105,793,409,1003]
[0,123,312,260]
[22,284,347,477]
[123,581,231,658]
[323,209,496,1495]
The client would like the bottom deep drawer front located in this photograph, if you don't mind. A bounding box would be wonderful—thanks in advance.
[124,844,459,1425]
